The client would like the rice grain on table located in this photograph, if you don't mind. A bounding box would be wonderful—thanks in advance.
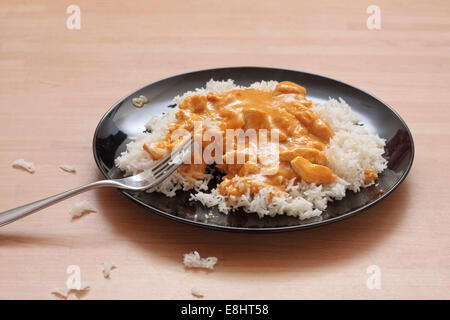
[12,159,35,173]
[59,164,76,173]
[183,251,218,269]
[69,200,96,219]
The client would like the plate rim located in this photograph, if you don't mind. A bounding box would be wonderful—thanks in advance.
[92,66,415,233]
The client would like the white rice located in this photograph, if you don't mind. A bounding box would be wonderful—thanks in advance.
[12,159,35,173]
[191,288,204,298]
[51,281,90,300]
[60,164,76,173]
[69,200,96,219]
[115,80,387,220]
[183,251,218,269]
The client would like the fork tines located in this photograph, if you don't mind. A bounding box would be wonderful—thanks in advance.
[150,135,193,183]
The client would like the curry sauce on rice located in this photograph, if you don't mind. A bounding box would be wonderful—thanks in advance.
[115,80,387,219]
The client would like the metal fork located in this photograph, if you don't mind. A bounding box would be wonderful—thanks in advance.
[0,136,193,227]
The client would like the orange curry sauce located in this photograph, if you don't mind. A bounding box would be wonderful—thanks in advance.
[143,81,376,199]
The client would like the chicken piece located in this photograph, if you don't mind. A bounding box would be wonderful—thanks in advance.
[143,142,168,160]
[294,108,316,126]
[220,107,245,129]
[280,147,328,166]
[284,102,333,142]
[284,102,316,125]
[207,90,220,102]
[295,98,312,107]
[269,128,287,142]
[292,125,309,138]
[270,110,298,135]
[257,142,281,176]
[303,140,325,151]
[274,81,307,95]
[181,94,207,113]
[310,118,333,142]
[243,108,270,130]
[290,156,336,184]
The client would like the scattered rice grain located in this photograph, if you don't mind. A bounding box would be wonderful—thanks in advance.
[69,200,96,219]
[183,251,218,270]
[12,159,35,173]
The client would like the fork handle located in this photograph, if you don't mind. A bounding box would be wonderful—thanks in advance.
[0,180,122,227]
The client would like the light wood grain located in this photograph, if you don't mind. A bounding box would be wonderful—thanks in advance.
[0,0,449,299]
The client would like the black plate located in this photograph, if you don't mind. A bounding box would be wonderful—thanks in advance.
[93,67,414,232]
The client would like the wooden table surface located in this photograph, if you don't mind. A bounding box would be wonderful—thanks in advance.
[0,0,449,300]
